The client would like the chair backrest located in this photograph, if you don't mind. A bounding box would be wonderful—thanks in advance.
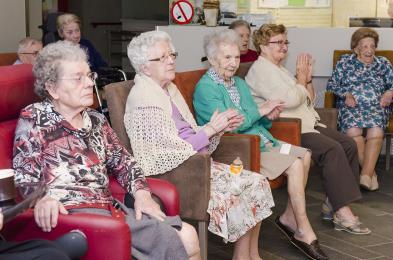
[333,50,393,68]
[0,65,39,169]
[104,80,134,153]
[0,53,18,66]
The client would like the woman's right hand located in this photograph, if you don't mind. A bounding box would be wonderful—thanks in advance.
[345,93,357,107]
[259,100,285,117]
[296,53,312,86]
[34,196,68,232]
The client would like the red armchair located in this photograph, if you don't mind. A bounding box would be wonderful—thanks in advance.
[0,64,180,260]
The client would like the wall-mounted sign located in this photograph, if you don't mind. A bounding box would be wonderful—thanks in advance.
[171,0,195,24]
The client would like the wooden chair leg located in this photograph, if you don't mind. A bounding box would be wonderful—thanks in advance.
[386,134,391,171]
[198,221,208,260]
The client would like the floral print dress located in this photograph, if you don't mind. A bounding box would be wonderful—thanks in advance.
[171,99,275,243]
[327,54,393,131]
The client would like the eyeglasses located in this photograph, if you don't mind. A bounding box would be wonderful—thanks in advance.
[148,52,178,63]
[269,40,290,46]
[58,71,98,84]
[19,51,40,56]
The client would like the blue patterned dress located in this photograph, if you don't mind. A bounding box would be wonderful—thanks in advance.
[327,54,393,131]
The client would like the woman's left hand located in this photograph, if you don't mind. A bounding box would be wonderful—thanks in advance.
[134,189,166,221]
[380,90,393,108]
[266,107,281,120]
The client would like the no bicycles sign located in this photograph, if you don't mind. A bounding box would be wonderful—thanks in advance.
[171,0,194,25]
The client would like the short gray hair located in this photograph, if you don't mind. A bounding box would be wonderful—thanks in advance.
[33,41,88,99]
[17,37,42,53]
[204,29,241,60]
[127,30,175,74]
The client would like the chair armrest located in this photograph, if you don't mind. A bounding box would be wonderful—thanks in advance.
[212,133,260,172]
[324,91,336,108]
[147,178,179,216]
[153,153,211,221]
[109,176,179,216]
[270,118,301,146]
[315,108,338,130]
[2,210,131,260]
[269,118,302,189]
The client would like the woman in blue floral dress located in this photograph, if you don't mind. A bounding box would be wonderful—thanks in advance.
[327,28,393,191]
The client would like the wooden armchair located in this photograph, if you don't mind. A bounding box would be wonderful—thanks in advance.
[325,50,393,170]
[0,52,17,66]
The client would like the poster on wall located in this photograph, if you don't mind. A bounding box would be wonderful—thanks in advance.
[258,0,288,8]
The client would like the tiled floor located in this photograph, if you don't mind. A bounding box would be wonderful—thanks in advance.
[207,158,393,259]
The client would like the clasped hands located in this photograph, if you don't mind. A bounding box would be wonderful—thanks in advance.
[204,109,244,137]
[345,90,393,108]
[296,53,313,86]
[33,189,165,232]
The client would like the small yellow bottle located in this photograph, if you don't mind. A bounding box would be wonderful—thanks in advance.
[229,157,243,175]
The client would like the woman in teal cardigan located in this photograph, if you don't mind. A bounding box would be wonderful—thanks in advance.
[193,29,328,260]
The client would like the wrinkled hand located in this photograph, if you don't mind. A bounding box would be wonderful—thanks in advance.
[134,189,166,221]
[296,53,313,85]
[345,93,357,108]
[225,114,244,132]
[266,107,281,120]
[380,91,393,108]
[259,100,285,117]
[204,109,236,136]
[34,196,68,232]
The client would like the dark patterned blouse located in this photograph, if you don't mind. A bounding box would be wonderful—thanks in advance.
[13,100,149,206]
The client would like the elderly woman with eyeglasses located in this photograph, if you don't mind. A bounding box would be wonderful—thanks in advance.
[124,30,276,260]
[245,23,371,236]
[14,37,42,65]
[193,29,328,260]
[327,28,393,191]
[13,41,201,260]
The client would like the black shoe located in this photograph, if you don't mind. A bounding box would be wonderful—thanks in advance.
[54,230,88,259]
[274,216,295,240]
[290,238,328,260]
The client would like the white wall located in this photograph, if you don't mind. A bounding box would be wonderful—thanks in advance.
[27,0,43,39]
[0,0,26,52]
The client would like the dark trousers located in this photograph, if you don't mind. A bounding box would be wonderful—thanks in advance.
[301,126,362,211]
[0,239,69,260]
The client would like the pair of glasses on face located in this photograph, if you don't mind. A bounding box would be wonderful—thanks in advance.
[19,51,40,56]
[148,52,178,63]
[59,71,98,84]
[269,40,290,46]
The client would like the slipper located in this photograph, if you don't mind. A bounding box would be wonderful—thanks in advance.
[274,216,295,240]
[290,238,328,260]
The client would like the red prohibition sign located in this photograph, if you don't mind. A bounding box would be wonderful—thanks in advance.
[171,0,194,25]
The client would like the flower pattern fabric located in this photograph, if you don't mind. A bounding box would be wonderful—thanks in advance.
[208,161,274,243]
[13,100,149,206]
[327,54,393,131]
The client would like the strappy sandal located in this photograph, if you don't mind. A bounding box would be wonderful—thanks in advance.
[333,215,371,235]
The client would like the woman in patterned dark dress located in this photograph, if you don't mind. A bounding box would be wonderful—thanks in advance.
[327,28,393,191]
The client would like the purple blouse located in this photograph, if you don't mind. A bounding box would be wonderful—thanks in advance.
[171,102,209,153]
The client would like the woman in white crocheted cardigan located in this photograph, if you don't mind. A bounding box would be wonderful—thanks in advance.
[124,30,275,260]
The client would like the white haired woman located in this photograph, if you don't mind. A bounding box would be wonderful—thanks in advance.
[124,30,275,260]
[193,29,328,260]
[13,41,200,260]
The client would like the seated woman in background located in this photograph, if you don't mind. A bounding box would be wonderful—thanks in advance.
[13,41,200,260]
[245,23,370,235]
[327,28,393,191]
[193,29,328,260]
[124,30,276,260]
[57,13,107,72]
[229,20,258,63]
